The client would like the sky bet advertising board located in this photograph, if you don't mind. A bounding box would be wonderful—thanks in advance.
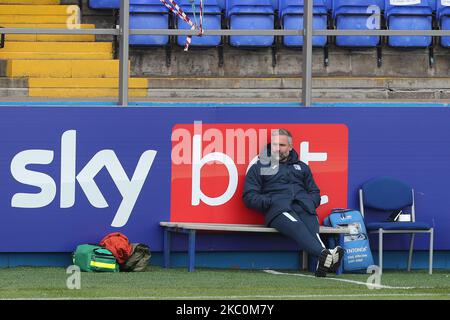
[0,107,448,252]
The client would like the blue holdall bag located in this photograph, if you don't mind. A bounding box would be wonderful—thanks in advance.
[324,208,374,272]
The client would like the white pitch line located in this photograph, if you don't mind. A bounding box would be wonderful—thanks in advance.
[263,269,417,290]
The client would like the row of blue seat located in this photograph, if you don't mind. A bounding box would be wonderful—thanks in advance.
[88,0,335,11]
[88,0,448,13]
[88,0,450,48]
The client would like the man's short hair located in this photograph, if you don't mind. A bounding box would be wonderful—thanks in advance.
[272,128,293,146]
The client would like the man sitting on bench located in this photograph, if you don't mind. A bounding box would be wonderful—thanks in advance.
[243,128,344,277]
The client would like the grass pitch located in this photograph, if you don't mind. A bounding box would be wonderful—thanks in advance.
[0,266,449,300]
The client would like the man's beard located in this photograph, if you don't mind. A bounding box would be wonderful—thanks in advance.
[272,151,290,162]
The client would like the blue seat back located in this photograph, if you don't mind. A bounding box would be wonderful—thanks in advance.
[278,0,327,17]
[131,0,164,4]
[128,0,170,46]
[278,0,328,47]
[385,0,434,46]
[385,0,435,16]
[89,0,120,9]
[227,0,273,13]
[333,0,384,17]
[89,0,169,10]
[129,14,169,45]
[437,0,450,18]
[217,0,226,10]
[227,0,275,47]
[130,0,168,12]
[176,0,222,46]
[437,1,450,46]
[270,0,279,10]
[333,0,384,47]
[179,0,220,6]
[362,176,413,211]
[179,0,221,12]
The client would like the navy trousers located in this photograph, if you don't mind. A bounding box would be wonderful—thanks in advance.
[269,202,325,257]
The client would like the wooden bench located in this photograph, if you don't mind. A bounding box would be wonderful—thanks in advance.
[160,222,351,273]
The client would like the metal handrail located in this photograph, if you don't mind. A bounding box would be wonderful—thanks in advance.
[2,28,450,36]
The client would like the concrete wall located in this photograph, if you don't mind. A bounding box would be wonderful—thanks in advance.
[129,46,450,78]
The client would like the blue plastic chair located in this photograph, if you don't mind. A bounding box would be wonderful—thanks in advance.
[128,0,170,46]
[88,0,120,9]
[333,0,384,66]
[226,0,275,47]
[270,0,279,10]
[278,0,329,65]
[89,1,170,46]
[176,0,222,47]
[278,0,328,47]
[437,0,450,47]
[385,0,434,47]
[333,0,384,47]
[359,176,434,275]
[89,0,158,10]
[217,0,226,11]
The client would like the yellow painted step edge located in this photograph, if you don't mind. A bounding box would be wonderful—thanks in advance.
[6,34,96,42]
[0,5,76,15]
[0,16,76,23]
[0,52,113,59]
[7,60,126,78]
[29,78,149,89]
[1,42,112,52]
[29,88,148,98]
[0,0,60,4]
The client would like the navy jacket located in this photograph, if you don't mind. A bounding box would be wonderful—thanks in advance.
[242,145,321,226]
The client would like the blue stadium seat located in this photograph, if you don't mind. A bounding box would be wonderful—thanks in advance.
[226,0,275,47]
[270,0,279,10]
[278,0,328,48]
[333,0,384,47]
[176,0,222,47]
[88,1,170,46]
[385,0,434,47]
[217,0,226,11]
[88,0,120,9]
[89,0,162,10]
[129,0,170,46]
[437,0,450,47]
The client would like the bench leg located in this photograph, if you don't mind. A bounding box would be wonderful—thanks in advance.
[302,251,308,271]
[163,228,171,269]
[336,234,344,275]
[188,230,196,272]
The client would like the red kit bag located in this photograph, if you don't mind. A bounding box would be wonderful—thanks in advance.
[99,232,133,265]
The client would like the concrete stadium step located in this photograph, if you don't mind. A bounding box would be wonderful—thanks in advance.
[0,4,73,14]
[2,24,96,42]
[146,77,450,90]
[0,4,76,24]
[0,0,60,4]
[0,41,113,59]
[29,78,148,97]
[0,16,74,23]
[146,88,450,100]
[7,59,124,77]
[29,78,148,88]
[145,77,450,100]
[2,74,450,100]
[0,77,27,97]
[29,88,147,97]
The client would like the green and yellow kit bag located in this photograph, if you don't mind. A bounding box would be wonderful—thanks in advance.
[73,244,119,272]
